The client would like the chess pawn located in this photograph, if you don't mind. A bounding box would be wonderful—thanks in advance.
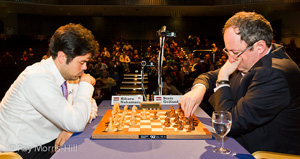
[165,111,170,118]
[146,94,150,101]
[142,108,147,120]
[178,121,184,131]
[131,113,137,125]
[124,105,128,114]
[164,117,170,127]
[175,114,180,125]
[114,113,119,125]
[189,117,195,131]
[107,117,114,131]
[164,121,171,127]
[178,103,182,111]
[117,122,123,131]
[153,111,158,120]
[184,117,190,125]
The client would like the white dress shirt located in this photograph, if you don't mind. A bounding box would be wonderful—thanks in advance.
[0,57,94,152]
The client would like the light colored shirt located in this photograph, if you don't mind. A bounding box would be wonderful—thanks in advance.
[0,57,94,152]
[119,55,131,63]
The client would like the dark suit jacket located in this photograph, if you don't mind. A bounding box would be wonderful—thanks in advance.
[193,44,300,155]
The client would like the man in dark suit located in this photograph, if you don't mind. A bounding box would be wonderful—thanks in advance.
[180,11,300,155]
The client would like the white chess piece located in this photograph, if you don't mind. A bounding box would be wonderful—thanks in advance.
[142,108,147,120]
[107,117,113,131]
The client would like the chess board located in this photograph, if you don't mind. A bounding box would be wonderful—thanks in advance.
[92,110,212,139]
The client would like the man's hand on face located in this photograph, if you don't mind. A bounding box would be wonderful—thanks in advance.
[80,73,96,86]
[218,57,242,81]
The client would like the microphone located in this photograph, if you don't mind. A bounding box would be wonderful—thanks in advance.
[141,61,146,67]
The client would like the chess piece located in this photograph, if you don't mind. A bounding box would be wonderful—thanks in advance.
[165,111,170,118]
[174,113,180,125]
[132,105,137,113]
[178,121,184,130]
[164,120,171,127]
[131,113,137,125]
[124,105,128,114]
[111,110,116,124]
[178,103,183,114]
[170,106,176,117]
[179,113,184,121]
[142,108,147,120]
[189,116,195,131]
[184,117,190,125]
[117,122,123,131]
[153,111,158,120]
[107,117,114,131]
[114,114,119,125]
[164,116,171,127]
[146,94,150,101]
[150,94,154,101]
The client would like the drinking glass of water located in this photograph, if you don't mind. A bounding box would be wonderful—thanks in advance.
[212,110,232,154]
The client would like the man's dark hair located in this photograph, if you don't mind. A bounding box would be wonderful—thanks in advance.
[223,11,273,47]
[49,23,99,64]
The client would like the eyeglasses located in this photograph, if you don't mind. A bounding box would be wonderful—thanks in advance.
[223,45,253,58]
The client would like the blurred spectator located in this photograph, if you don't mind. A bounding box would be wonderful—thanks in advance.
[156,78,182,95]
[144,47,152,62]
[203,38,211,49]
[211,43,221,63]
[286,38,297,52]
[191,57,204,78]
[132,49,141,62]
[101,47,110,63]
[113,41,121,51]
[178,49,186,62]
[123,41,133,51]
[94,57,108,77]
[187,53,195,66]
[87,60,95,76]
[164,48,173,62]
[119,51,131,73]
[203,54,213,72]
[108,67,120,85]
[28,48,34,57]
[193,37,202,50]
[97,70,116,92]
[163,61,174,76]
[20,50,33,65]
[181,60,192,75]
[215,54,227,69]
[1,51,15,66]
[93,79,104,105]
[111,47,121,62]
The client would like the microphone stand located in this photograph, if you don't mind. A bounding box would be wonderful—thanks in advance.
[158,26,166,95]
[141,63,146,101]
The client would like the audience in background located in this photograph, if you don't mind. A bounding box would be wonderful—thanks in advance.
[1,35,299,103]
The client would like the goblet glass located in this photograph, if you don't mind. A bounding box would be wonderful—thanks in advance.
[212,110,232,154]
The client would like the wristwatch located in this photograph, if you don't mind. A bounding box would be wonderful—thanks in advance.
[216,80,230,87]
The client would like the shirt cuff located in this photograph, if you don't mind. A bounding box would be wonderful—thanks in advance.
[214,84,230,92]
[192,83,206,90]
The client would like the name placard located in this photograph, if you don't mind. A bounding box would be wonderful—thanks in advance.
[111,95,143,105]
[154,95,183,105]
